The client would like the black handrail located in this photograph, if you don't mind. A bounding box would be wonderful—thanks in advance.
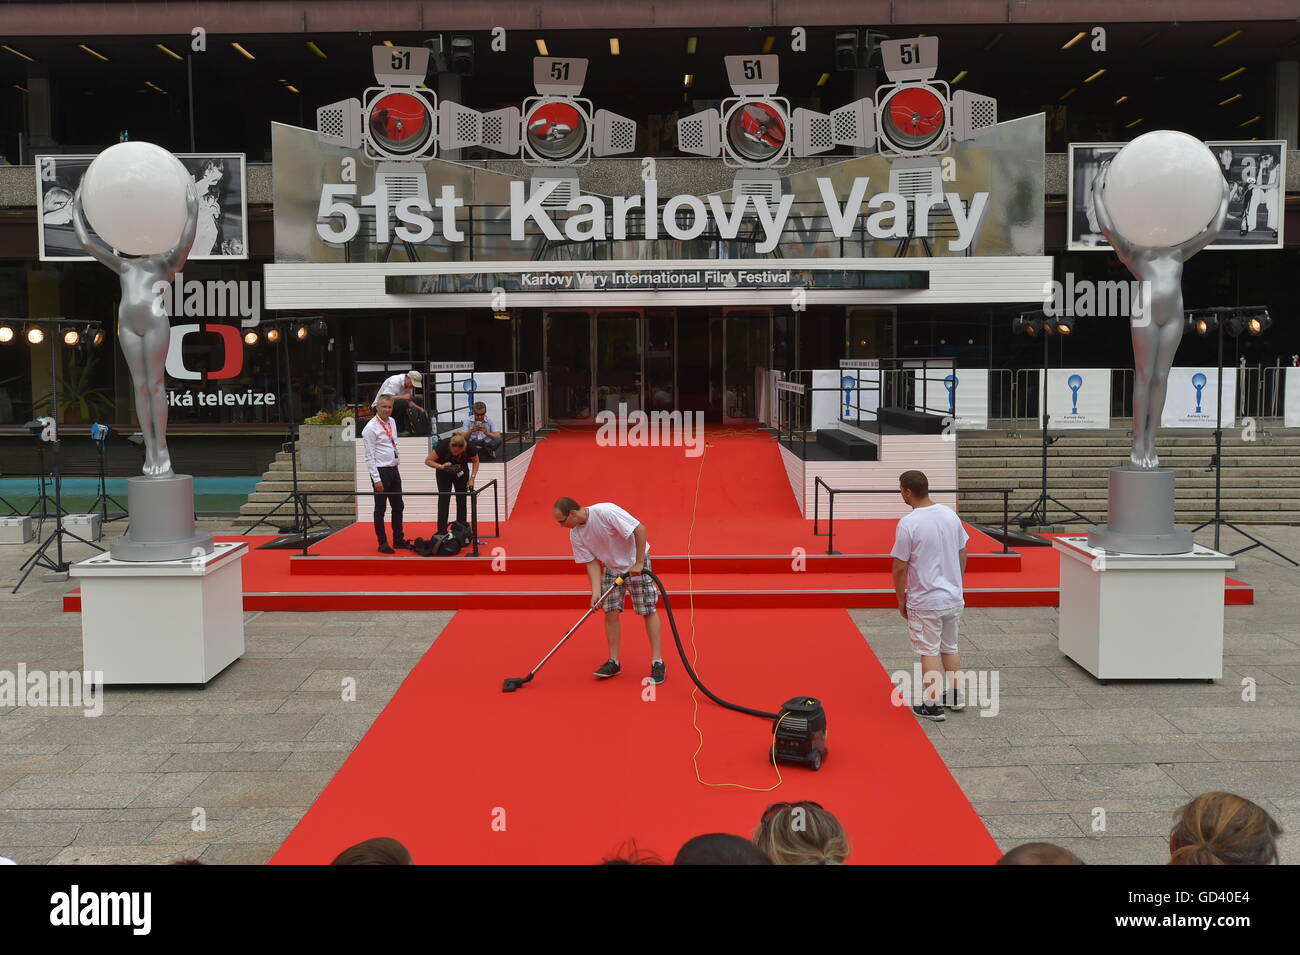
[812,477,1015,557]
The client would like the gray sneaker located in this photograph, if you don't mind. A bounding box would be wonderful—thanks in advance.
[943,688,966,711]
[650,661,666,685]
[594,659,622,679]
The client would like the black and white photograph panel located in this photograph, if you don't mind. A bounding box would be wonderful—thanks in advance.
[1068,140,1285,251]
[36,152,248,261]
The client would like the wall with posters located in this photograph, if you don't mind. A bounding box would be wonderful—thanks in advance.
[812,368,880,431]
[911,365,989,430]
[1039,368,1112,429]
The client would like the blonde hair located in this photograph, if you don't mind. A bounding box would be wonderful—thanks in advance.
[1169,791,1281,866]
[448,432,468,451]
[753,803,849,865]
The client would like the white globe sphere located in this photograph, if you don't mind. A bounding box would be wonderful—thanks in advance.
[80,142,192,255]
[1103,131,1225,248]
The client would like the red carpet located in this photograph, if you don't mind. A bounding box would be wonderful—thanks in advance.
[270,607,1002,865]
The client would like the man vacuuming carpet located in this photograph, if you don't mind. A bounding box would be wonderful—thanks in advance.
[554,497,666,685]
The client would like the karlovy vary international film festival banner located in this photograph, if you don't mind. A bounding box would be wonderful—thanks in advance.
[1039,369,1112,430]
[909,364,989,430]
[1287,367,1300,428]
[1162,367,1238,429]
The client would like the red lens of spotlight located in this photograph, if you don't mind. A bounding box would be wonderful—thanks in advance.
[525,101,586,161]
[368,91,433,155]
[726,101,786,163]
[882,85,947,149]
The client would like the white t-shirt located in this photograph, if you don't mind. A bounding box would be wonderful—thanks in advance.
[374,373,414,407]
[890,503,968,611]
[570,503,649,572]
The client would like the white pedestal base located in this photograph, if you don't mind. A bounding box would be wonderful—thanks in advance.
[69,541,247,684]
[1054,537,1234,680]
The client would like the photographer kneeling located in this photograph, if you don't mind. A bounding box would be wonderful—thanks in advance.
[425,431,480,536]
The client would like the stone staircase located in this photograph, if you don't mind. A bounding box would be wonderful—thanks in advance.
[233,448,355,528]
[957,420,1300,526]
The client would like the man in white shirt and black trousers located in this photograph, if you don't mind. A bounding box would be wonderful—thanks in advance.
[554,497,665,685]
[372,369,426,436]
[890,469,968,722]
[363,395,408,554]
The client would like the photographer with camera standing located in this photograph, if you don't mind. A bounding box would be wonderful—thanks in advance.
[425,432,480,536]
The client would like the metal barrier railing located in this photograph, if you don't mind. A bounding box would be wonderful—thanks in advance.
[287,480,502,557]
[812,478,1015,556]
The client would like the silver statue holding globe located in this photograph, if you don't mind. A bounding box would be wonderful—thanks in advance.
[1087,130,1228,555]
[71,142,213,561]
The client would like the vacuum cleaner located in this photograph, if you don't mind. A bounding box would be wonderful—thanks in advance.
[501,569,828,771]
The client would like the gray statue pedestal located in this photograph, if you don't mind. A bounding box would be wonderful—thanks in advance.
[1087,468,1193,555]
[69,541,247,684]
[110,475,214,562]
[1054,537,1233,680]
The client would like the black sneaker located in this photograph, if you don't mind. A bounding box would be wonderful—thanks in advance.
[943,689,966,712]
[377,543,395,554]
[650,661,666,685]
[393,538,411,550]
[594,659,621,679]
[911,702,946,722]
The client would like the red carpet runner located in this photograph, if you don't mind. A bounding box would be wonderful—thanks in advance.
[271,607,1001,865]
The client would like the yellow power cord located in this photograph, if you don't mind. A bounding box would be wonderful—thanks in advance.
[683,429,786,792]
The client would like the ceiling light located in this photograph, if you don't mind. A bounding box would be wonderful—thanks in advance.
[2,44,34,62]
[285,85,300,94]
[383,40,394,48]
[535,39,549,56]
[1212,29,1243,47]
[306,41,327,59]
[1239,115,1262,127]
[1061,31,1087,50]
[1219,67,1246,81]
[686,36,698,55]
[1125,117,1144,128]
[1114,94,1129,105]
[817,72,831,87]
[762,36,776,53]
[950,70,968,85]
[14,84,28,94]
[1218,93,1243,106]
[683,74,694,88]
[144,81,167,94]
[79,44,109,62]
[156,43,182,61]
[609,37,620,55]
[1084,68,1106,83]
[981,32,1006,52]
[231,42,255,60]
[1059,87,1078,101]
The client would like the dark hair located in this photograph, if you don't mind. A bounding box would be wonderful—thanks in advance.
[330,836,413,865]
[554,497,581,517]
[899,470,929,497]
[996,842,1086,865]
[674,833,773,865]
[600,840,665,865]
[169,857,205,865]
[473,401,487,412]
[1169,792,1281,866]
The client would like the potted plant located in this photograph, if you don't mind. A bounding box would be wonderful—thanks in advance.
[32,355,114,425]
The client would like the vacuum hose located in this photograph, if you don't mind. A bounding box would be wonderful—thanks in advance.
[642,569,779,721]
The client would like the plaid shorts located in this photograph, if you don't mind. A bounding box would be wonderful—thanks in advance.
[601,558,659,615]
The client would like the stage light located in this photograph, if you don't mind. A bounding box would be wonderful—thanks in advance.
[295,324,309,341]
[493,311,510,321]
[1012,315,1043,337]
[1248,311,1272,334]
[1188,313,1218,336]
[0,325,13,344]
[26,326,45,345]
[1227,309,1271,337]
[62,328,81,346]
[311,319,329,337]
[243,330,260,346]
[1053,316,1075,335]
[265,327,281,344]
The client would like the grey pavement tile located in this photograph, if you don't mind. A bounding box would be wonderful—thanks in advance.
[1223,632,1300,654]
[933,741,1087,768]
[1074,743,1216,763]
[1158,761,1300,798]
[272,695,389,716]
[1029,763,1190,800]
[146,809,299,847]
[0,752,92,773]
[204,659,313,692]
[289,634,396,657]
[1019,836,1171,865]
[159,751,291,772]
[1045,708,1182,736]
[198,842,278,865]
[937,712,1066,739]
[0,821,80,846]
[1196,741,1300,761]
[1261,666,1300,685]
[48,844,209,865]
[0,772,157,809]
[1164,706,1299,734]
[1068,811,1178,837]
[304,713,383,743]
[16,715,207,747]
[187,770,333,808]
[116,698,287,716]
[0,808,115,823]
[187,714,323,743]
[982,814,1084,839]
[1008,734,1133,747]
[0,845,64,864]
[127,772,210,808]
[279,750,350,772]
[236,740,354,753]
[298,668,412,694]
[951,766,1053,801]
[70,821,166,846]
[73,753,172,773]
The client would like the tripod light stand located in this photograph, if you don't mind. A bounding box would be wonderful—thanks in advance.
[88,423,129,524]
[1011,311,1093,529]
[1186,306,1296,565]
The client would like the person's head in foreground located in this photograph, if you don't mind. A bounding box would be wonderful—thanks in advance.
[375,394,394,420]
[448,432,469,454]
[899,469,930,507]
[1168,791,1280,865]
[330,836,413,865]
[674,833,773,865]
[997,842,1086,865]
[600,840,665,865]
[554,496,584,528]
[753,800,849,865]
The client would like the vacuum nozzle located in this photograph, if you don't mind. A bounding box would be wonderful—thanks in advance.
[502,675,532,693]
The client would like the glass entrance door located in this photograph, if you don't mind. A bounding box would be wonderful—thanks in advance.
[594,311,643,415]
[544,311,593,422]
[723,310,771,422]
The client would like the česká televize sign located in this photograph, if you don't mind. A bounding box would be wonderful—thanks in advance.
[316,177,990,255]
[385,268,928,295]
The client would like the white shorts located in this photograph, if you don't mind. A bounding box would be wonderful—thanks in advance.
[907,604,963,656]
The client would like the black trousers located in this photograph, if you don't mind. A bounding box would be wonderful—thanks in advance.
[435,467,469,534]
[392,398,430,436]
[375,466,404,544]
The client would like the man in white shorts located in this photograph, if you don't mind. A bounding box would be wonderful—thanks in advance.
[554,497,665,685]
[890,470,968,721]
